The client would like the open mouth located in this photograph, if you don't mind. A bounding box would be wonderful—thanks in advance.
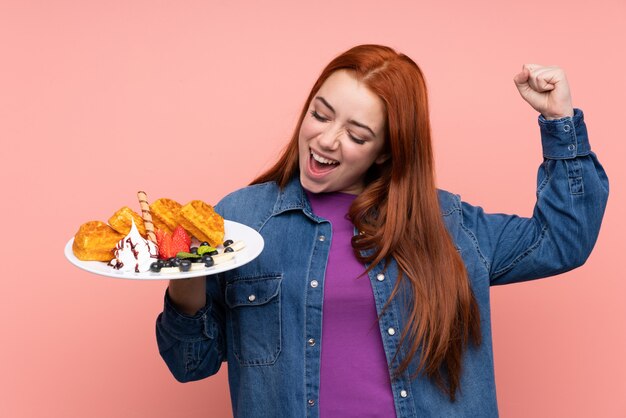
[309,149,339,175]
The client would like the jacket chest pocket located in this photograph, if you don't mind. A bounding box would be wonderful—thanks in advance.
[225,275,282,366]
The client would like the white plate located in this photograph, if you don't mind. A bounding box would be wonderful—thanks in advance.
[65,220,264,280]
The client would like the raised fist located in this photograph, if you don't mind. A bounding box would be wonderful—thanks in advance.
[513,64,574,120]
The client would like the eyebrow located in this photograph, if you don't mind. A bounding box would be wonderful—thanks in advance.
[315,96,377,138]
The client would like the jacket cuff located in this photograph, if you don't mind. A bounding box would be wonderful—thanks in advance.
[539,108,591,159]
[159,288,216,341]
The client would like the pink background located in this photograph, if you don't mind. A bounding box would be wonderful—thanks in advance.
[1,1,624,417]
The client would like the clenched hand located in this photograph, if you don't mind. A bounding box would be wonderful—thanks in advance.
[513,64,574,120]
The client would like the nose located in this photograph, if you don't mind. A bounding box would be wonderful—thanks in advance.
[317,126,341,151]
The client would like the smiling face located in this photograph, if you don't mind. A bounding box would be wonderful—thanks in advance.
[298,70,388,195]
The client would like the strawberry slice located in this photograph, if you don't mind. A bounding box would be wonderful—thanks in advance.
[171,225,191,255]
[155,228,174,259]
[174,225,191,248]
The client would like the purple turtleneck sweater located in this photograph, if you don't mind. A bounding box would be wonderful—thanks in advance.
[306,191,397,418]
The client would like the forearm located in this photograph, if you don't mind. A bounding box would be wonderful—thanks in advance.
[156,282,225,382]
[493,151,608,283]
[167,277,206,316]
[461,109,609,286]
[494,110,608,283]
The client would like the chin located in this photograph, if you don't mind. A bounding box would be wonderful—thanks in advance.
[300,175,324,194]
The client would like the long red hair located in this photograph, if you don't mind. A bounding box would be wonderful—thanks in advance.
[252,44,481,401]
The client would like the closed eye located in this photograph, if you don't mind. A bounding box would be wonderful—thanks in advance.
[310,110,366,144]
[310,110,328,122]
[348,133,365,145]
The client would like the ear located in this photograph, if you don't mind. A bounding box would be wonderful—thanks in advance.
[374,153,390,165]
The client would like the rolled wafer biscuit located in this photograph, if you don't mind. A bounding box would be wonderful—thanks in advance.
[137,191,157,243]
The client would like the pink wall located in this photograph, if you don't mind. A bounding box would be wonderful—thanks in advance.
[1,0,624,417]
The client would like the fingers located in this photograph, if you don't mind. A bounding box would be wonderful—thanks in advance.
[512,63,573,119]
[518,64,563,93]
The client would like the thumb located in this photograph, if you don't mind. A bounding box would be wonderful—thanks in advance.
[513,66,543,110]
[513,67,530,87]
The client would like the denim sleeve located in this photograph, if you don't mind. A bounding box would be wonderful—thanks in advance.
[460,109,609,285]
[155,275,227,382]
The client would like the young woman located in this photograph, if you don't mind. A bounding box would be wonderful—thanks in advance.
[156,44,609,417]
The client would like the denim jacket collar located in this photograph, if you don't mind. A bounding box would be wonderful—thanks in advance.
[273,176,333,224]
[274,175,457,220]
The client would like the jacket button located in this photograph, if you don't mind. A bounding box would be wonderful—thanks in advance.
[318,235,326,242]
[376,273,385,282]
[400,390,408,398]
[308,399,315,406]
[310,280,319,288]
[308,338,316,346]
[387,327,396,336]
[248,294,256,302]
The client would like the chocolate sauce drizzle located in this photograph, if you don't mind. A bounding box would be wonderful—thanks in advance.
[109,235,157,272]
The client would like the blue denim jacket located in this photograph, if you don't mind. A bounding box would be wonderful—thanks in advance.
[156,109,609,417]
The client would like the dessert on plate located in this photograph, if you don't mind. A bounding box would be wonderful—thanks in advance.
[71,191,242,274]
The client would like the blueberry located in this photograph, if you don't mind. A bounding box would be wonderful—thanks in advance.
[203,256,214,267]
[209,250,218,256]
[201,241,209,247]
[179,260,192,272]
[150,262,162,272]
[190,247,198,254]
[223,239,234,247]
[224,247,234,253]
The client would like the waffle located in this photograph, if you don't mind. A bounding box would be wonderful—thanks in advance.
[73,221,124,261]
[178,200,224,247]
[150,198,182,234]
[108,206,146,236]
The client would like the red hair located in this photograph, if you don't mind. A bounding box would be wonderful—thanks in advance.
[252,44,481,401]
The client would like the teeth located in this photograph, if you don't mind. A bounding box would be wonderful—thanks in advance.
[311,151,339,165]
